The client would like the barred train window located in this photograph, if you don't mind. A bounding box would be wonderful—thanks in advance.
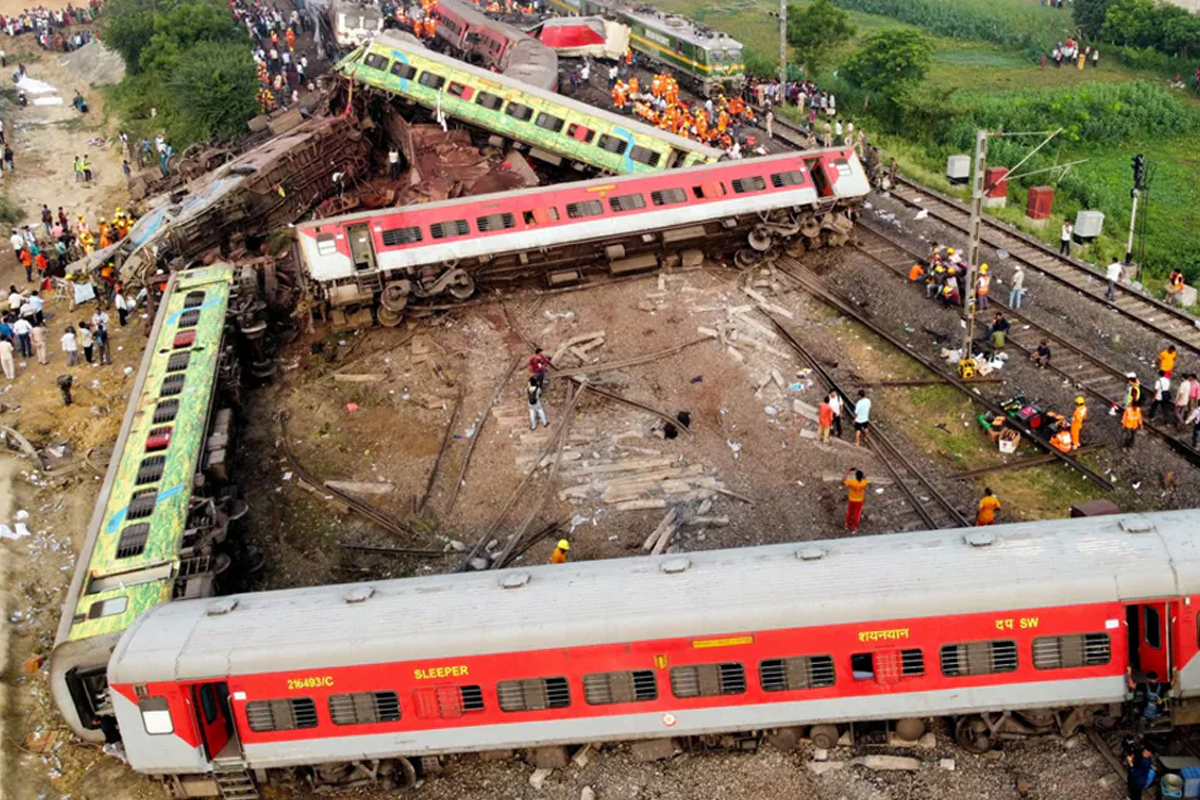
[629,145,661,167]
[901,648,926,676]
[759,655,835,692]
[534,112,565,133]
[430,220,470,240]
[497,677,570,712]
[364,52,388,70]
[505,103,534,122]
[153,399,179,424]
[940,640,1018,676]
[651,187,687,206]
[328,691,401,725]
[381,226,423,246]
[183,290,205,309]
[582,670,657,705]
[475,92,503,110]
[771,170,805,188]
[135,456,166,486]
[566,200,604,219]
[597,134,628,155]
[731,175,767,194]
[246,698,318,732]
[609,193,646,213]
[391,62,417,80]
[476,213,516,232]
[1032,633,1111,669]
[417,72,446,90]
[412,685,485,718]
[670,663,746,698]
[117,522,151,558]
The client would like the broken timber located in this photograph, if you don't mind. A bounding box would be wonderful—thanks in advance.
[575,379,693,437]
[553,337,710,377]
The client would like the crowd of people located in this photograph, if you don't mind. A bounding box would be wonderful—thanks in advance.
[0,281,128,383]
[0,1,101,50]
[236,0,314,112]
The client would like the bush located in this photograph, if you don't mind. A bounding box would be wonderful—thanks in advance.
[830,0,1058,52]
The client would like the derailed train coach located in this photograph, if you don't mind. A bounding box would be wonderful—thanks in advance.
[293,148,869,325]
[100,510,1200,796]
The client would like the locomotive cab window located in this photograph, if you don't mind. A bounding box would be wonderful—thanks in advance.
[475,92,504,111]
[505,103,534,122]
[139,697,173,735]
[759,655,835,692]
[391,62,418,80]
[941,640,1018,676]
[246,698,318,732]
[583,670,658,705]
[417,72,446,91]
[670,663,746,698]
[364,52,388,70]
[1032,633,1112,669]
[629,145,662,167]
[329,691,401,725]
[497,677,570,712]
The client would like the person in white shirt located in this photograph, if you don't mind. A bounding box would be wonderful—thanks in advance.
[114,288,131,327]
[12,316,31,357]
[1105,261,1123,301]
[388,148,400,181]
[7,286,22,312]
[9,228,22,256]
[0,336,14,380]
[24,290,43,325]
[1060,221,1073,256]
[61,326,78,367]
[827,390,844,438]
[1149,370,1171,422]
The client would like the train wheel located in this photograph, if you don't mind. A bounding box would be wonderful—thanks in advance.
[954,715,994,754]
[377,306,405,327]
[809,724,839,750]
[749,226,774,252]
[734,249,762,269]
[395,756,417,790]
[381,281,412,313]
[446,270,476,300]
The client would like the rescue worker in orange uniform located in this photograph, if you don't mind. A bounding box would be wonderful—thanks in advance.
[611,81,627,109]
[286,27,295,51]
[628,76,639,99]
[550,538,569,564]
[1071,396,1088,449]
[976,488,1001,526]
[909,262,925,282]
[976,264,991,311]
[1122,403,1143,448]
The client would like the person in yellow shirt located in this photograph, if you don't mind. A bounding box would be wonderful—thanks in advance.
[842,466,868,532]
[1158,346,1177,379]
[550,538,569,564]
[976,488,1001,526]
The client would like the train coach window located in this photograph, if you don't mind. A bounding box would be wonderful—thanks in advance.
[496,677,571,712]
[418,72,446,91]
[87,595,128,619]
[135,456,166,487]
[329,691,401,725]
[522,207,560,225]
[139,697,173,735]
[597,134,629,156]
[177,309,201,328]
[940,640,1018,677]
[161,373,187,397]
[117,523,152,558]
[567,123,595,144]
[670,663,746,698]
[166,351,191,373]
[693,182,727,199]
[759,655,835,692]
[475,92,504,111]
[364,52,389,70]
[390,62,418,80]
[609,193,647,213]
[731,175,767,194]
[430,220,470,239]
[566,200,604,219]
[447,82,472,99]
[153,399,180,424]
[1032,633,1112,669]
[771,170,805,188]
[505,103,534,123]
[535,112,565,133]
[183,290,205,309]
[629,145,662,168]
[126,488,159,521]
[246,698,319,732]
[901,648,925,676]
[1146,607,1162,649]
[476,212,516,232]
[652,188,688,207]
[582,670,658,705]
[381,226,423,246]
[315,233,338,256]
[413,685,485,719]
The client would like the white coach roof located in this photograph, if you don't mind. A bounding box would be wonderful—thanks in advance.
[110,512,1199,684]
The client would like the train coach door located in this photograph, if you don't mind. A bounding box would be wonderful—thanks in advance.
[191,682,237,760]
[346,224,377,272]
[1127,602,1172,681]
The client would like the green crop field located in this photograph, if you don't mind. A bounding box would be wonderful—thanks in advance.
[662,0,1200,283]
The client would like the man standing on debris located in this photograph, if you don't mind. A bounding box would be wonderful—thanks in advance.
[842,466,868,533]
[976,488,1001,526]
[528,347,549,386]
[550,538,569,564]
[853,389,871,447]
[827,390,844,439]
[1122,402,1143,448]
[388,147,401,181]
[527,375,548,429]
[818,396,834,444]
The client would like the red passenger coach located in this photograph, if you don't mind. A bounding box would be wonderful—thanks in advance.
[295,148,868,326]
[107,512,1200,796]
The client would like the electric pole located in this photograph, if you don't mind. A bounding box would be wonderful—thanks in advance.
[1126,153,1145,267]
[960,129,988,361]
[779,0,787,82]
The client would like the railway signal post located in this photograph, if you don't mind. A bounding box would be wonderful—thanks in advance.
[1125,153,1145,268]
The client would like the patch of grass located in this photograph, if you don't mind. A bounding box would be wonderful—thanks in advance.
[0,195,26,227]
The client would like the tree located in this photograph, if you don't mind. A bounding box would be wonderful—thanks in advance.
[99,0,158,72]
[841,29,933,95]
[1156,4,1200,57]
[167,40,258,141]
[140,0,248,72]
[1073,0,1115,39]
[1100,0,1157,46]
[786,0,856,78]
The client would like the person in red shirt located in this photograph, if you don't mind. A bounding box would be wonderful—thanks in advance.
[528,347,549,386]
[818,399,834,443]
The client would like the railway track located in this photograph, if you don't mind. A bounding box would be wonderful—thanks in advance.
[773,257,1117,491]
[852,220,1200,469]
[768,311,973,530]
[887,175,1200,358]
